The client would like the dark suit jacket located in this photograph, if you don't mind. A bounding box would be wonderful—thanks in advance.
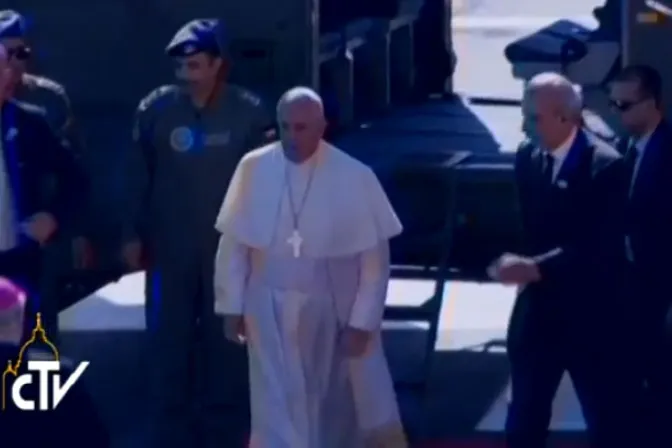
[622,121,672,314]
[513,130,625,319]
[0,344,109,447]
[1,99,87,247]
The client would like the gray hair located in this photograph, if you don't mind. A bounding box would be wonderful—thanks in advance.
[276,86,324,117]
[525,72,583,119]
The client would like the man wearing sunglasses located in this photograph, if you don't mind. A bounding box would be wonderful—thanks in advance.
[0,11,81,151]
[121,18,275,448]
[0,43,87,340]
[609,64,672,446]
[0,10,93,342]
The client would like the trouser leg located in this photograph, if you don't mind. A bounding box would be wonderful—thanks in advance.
[639,310,672,447]
[505,300,564,448]
[145,263,199,448]
[39,239,76,342]
[195,262,249,448]
[568,327,643,448]
[0,246,42,340]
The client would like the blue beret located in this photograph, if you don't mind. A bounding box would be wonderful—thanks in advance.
[165,19,226,58]
[0,10,26,39]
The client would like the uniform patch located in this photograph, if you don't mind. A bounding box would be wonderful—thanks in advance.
[170,126,194,152]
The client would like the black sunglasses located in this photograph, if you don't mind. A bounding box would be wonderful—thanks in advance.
[7,46,31,61]
[609,97,648,112]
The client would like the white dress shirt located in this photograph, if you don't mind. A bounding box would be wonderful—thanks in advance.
[624,128,655,262]
[0,114,18,252]
[628,129,654,196]
[545,127,578,182]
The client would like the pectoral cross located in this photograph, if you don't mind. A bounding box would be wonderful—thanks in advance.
[287,229,303,258]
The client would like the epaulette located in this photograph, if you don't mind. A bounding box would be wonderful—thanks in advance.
[137,84,180,113]
[21,73,66,96]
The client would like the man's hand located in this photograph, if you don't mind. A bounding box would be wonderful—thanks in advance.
[224,314,246,344]
[488,253,541,285]
[121,240,143,270]
[341,326,373,358]
[72,237,94,269]
[21,212,58,245]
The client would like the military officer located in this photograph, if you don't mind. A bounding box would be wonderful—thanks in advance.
[120,18,275,448]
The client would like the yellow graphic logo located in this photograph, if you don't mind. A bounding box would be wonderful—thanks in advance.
[1,313,65,411]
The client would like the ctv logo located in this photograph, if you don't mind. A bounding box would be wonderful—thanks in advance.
[1,313,89,411]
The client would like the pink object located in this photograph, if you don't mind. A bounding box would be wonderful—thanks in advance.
[0,277,26,311]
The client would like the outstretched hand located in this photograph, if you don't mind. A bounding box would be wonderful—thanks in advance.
[488,253,541,285]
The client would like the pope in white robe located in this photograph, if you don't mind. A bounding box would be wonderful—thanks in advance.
[213,87,407,447]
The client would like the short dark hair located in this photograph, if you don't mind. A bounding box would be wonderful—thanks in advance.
[614,64,663,105]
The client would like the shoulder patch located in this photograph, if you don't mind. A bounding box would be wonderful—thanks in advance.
[138,84,179,113]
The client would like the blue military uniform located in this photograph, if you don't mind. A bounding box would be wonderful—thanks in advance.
[123,19,274,448]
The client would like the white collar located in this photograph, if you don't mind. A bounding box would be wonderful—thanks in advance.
[631,127,656,153]
[545,127,578,164]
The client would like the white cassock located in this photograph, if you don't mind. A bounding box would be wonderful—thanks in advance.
[214,140,406,447]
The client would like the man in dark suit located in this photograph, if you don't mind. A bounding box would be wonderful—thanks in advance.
[0,9,93,273]
[0,43,87,338]
[609,64,672,445]
[0,277,109,446]
[489,72,640,447]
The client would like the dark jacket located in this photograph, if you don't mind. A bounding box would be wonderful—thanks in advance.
[1,99,87,240]
[621,121,672,313]
[15,74,81,153]
[514,130,625,313]
[0,344,109,447]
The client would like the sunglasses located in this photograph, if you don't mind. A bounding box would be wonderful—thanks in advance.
[6,46,31,61]
[609,97,648,112]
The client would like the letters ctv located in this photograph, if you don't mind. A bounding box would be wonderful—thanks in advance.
[1,314,89,411]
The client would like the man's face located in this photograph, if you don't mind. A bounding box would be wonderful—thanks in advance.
[609,80,655,134]
[278,103,326,156]
[522,93,566,149]
[174,52,223,88]
[0,37,29,86]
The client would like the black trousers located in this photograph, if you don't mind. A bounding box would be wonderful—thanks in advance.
[0,243,42,339]
[144,258,248,448]
[626,268,672,446]
[505,292,641,448]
